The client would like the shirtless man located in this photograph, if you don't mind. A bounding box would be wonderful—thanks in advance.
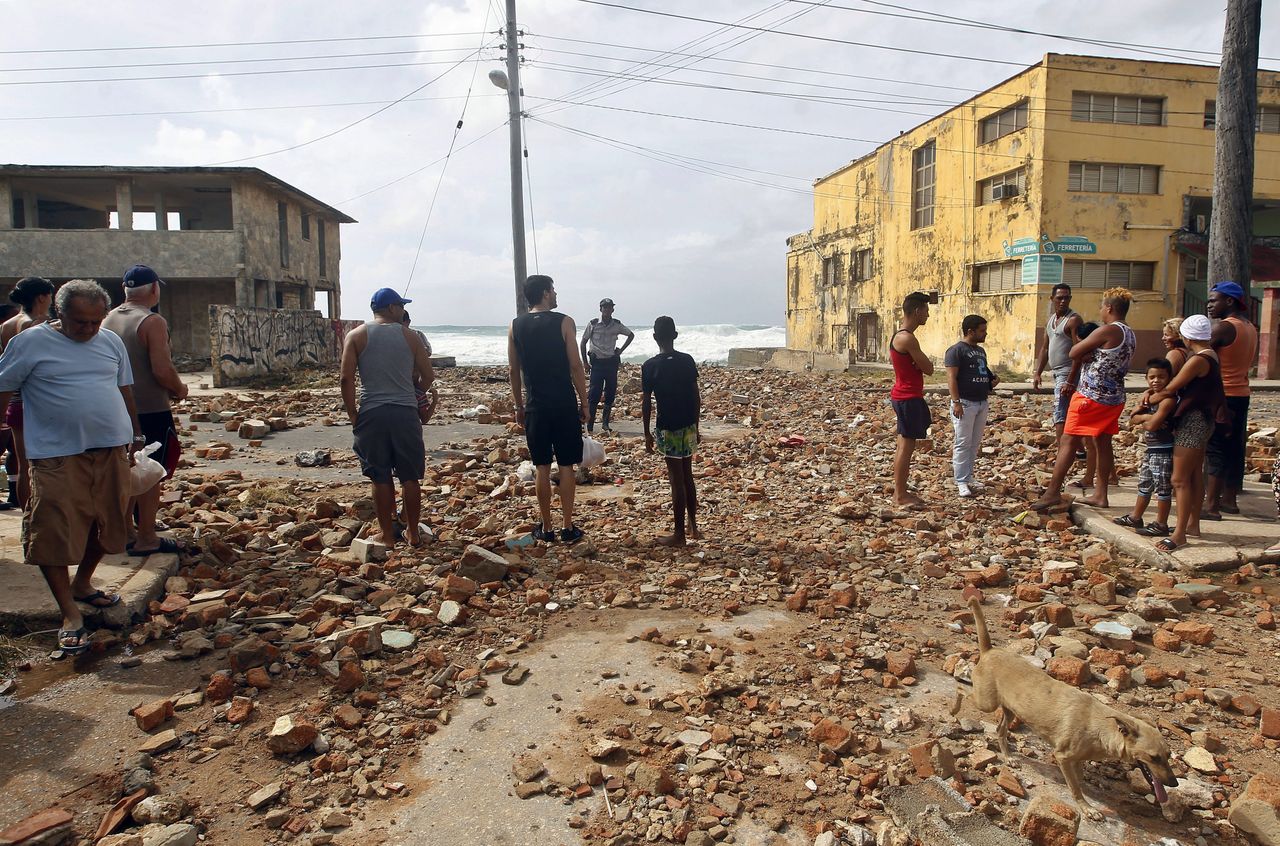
[890,292,934,509]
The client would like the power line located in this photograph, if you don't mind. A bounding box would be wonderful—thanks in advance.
[530,1,790,115]
[208,46,490,166]
[0,54,501,87]
[525,59,1250,153]
[572,0,1280,84]
[533,0,837,119]
[0,94,506,124]
[531,116,970,208]
[406,10,494,294]
[0,45,489,75]
[528,33,987,97]
[0,31,491,56]
[524,95,1280,183]
[810,0,1280,64]
[522,115,541,274]
[339,123,506,204]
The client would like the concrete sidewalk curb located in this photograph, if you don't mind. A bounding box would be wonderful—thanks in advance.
[1072,505,1279,572]
[0,550,178,633]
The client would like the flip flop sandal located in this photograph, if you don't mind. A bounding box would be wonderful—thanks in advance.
[1199,511,1223,521]
[126,537,186,557]
[73,590,121,608]
[1112,515,1143,529]
[1154,538,1181,553]
[1220,504,1241,515]
[1139,523,1171,537]
[57,627,89,654]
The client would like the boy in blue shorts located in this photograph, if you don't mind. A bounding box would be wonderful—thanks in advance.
[1113,358,1176,536]
[642,317,701,546]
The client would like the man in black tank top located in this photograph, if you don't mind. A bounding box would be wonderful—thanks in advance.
[508,275,590,543]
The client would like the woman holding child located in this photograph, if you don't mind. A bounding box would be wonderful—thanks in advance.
[1147,314,1227,552]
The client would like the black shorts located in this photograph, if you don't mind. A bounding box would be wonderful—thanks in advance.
[353,404,425,484]
[138,410,181,479]
[891,397,931,440]
[525,406,583,467]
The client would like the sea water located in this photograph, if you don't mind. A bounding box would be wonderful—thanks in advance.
[415,324,786,366]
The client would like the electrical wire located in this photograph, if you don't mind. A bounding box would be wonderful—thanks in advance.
[522,115,541,274]
[0,45,486,75]
[571,0,1280,84]
[339,122,506,204]
[530,115,970,208]
[524,95,1280,183]
[0,55,501,87]
[0,94,506,124]
[524,59,1253,153]
[405,8,494,294]
[0,31,491,55]
[532,0,836,119]
[803,0,1280,64]
[207,44,493,166]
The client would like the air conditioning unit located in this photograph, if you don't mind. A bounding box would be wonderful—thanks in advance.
[991,183,1020,200]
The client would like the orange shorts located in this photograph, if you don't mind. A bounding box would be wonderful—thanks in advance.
[1064,393,1124,437]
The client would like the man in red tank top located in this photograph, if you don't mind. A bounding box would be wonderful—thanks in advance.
[890,292,934,509]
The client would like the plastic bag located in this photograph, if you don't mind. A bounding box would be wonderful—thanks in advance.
[581,436,606,469]
[130,442,166,495]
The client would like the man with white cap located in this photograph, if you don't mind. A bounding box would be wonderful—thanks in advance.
[580,297,634,433]
[340,288,434,547]
[1202,281,1257,519]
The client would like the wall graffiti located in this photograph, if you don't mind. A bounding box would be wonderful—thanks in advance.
[210,306,361,386]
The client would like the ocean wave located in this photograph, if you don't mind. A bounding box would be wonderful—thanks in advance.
[414,323,785,366]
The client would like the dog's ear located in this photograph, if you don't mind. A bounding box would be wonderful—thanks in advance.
[1113,716,1135,738]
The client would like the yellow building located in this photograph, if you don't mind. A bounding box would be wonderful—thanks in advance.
[785,53,1280,374]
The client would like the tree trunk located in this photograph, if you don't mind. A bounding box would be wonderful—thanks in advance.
[1208,0,1261,288]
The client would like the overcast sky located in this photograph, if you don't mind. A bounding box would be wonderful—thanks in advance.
[3,1,1277,326]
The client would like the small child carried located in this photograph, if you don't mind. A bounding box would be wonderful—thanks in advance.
[1113,358,1177,536]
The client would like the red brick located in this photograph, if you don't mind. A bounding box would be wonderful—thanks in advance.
[1046,657,1090,686]
[1043,603,1074,627]
[1261,707,1280,740]
[1152,629,1183,652]
[1014,584,1045,602]
[1172,621,1215,646]
[886,650,916,678]
[133,698,174,732]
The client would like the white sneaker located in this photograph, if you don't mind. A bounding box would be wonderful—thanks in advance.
[958,483,974,498]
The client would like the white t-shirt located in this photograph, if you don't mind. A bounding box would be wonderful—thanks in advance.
[0,323,135,459]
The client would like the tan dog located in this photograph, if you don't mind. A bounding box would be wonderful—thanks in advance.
[951,597,1177,820]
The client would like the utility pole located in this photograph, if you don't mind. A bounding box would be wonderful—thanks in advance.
[504,0,529,316]
[1208,0,1261,288]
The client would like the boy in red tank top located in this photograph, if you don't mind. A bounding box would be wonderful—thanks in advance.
[890,292,934,509]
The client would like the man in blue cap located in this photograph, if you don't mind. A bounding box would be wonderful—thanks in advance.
[1204,281,1257,519]
[339,288,435,546]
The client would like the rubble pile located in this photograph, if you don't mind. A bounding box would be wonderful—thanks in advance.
[9,367,1279,846]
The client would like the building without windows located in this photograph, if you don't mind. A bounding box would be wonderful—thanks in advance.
[0,165,354,361]
[784,54,1280,374]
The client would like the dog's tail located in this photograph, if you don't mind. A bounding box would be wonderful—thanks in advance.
[968,596,990,654]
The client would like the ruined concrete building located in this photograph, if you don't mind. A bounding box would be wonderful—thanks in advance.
[0,165,355,360]
[785,54,1280,374]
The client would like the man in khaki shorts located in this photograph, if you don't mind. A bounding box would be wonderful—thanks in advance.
[0,279,143,654]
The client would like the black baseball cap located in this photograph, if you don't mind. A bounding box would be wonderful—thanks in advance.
[123,264,164,287]
[600,298,615,307]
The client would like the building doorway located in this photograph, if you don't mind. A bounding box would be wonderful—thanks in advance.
[856,312,880,362]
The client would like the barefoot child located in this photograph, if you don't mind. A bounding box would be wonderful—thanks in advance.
[642,317,701,546]
[1113,359,1176,537]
